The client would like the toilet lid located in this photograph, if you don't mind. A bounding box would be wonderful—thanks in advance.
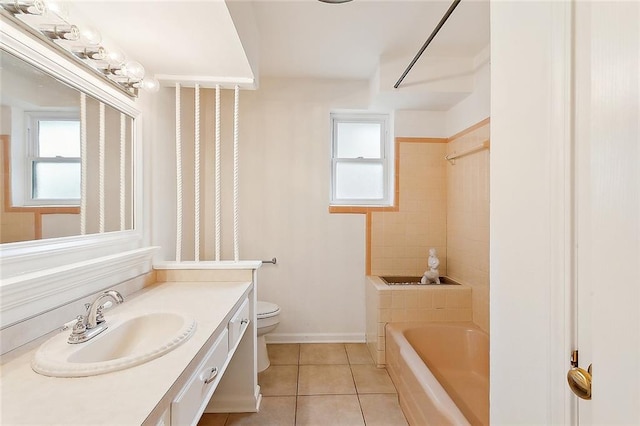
[257,301,280,319]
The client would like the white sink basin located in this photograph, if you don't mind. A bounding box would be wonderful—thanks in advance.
[32,312,197,377]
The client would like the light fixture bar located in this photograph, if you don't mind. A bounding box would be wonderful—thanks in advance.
[1,0,45,15]
[0,5,155,97]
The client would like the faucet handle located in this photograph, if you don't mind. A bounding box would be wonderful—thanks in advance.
[95,301,115,324]
[71,315,86,333]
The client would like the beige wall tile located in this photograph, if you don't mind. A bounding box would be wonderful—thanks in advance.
[391,291,406,308]
[418,291,433,308]
[391,309,408,322]
[379,309,391,322]
[447,122,490,333]
[379,294,392,309]
[433,291,447,309]
[370,140,447,275]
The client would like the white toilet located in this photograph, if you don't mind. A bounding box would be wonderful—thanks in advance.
[256,300,281,372]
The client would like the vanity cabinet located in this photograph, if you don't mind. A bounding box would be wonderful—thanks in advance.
[171,329,229,425]
[0,265,261,426]
[228,298,250,349]
[171,296,251,426]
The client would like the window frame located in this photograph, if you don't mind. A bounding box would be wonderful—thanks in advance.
[330,113,392,207]
[24,111,81,206]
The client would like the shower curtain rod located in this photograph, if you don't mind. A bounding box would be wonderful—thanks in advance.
[393,0,462,89]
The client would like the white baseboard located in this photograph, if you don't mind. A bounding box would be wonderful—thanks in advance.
[205,393,261,414]
[265,333,365,344]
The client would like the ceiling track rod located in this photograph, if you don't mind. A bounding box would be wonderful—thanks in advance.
[393,0,462,89]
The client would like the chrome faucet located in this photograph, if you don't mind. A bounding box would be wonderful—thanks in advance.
[68,290,124,344]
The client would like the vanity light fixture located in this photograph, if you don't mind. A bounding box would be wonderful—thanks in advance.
[0,0,158,97]
[71,46,106,61]
[78,26,101,45]
[318,0,353,3]
[1,0,46,15]
[39,23,79,41]
[128,77,160,93]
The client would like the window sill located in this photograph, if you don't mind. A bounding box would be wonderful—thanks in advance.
[5,205,80,213]
[328,205,398,214]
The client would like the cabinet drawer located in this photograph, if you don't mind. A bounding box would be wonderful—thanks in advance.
[172,328,229,426]
[228,298,250,350]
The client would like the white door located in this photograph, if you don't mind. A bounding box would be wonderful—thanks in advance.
[573,1,640,423]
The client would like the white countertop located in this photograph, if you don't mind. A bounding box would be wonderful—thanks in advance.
[0,280,252,425]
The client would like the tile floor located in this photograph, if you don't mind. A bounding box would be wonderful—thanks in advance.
[198,343,408,426]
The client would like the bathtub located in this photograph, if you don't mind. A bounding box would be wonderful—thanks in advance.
[385,322,489,426]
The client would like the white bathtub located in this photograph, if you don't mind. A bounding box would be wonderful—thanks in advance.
[385,322,489,425]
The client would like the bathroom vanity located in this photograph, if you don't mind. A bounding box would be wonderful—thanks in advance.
[0,264,261,425]
[0,10,261,426]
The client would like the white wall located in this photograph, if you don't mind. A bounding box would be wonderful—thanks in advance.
[490,2,568,423]
[446,59,490,137]
[150,77,371,342]
[243,78,370,341]
[394,110,447,137]
[394,56,489,140]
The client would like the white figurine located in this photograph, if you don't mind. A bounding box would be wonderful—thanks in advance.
[420,248,441,284]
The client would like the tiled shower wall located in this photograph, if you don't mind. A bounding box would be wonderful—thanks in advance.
[370,141,448,277]
[368,120,490,334]
[446,120,490,332]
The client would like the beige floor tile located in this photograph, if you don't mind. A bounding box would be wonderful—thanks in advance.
[299,343,348,364]
[258,365,298,396]
[345,343,374,365]
[225,396,296,426]
[351,365,397,394]
[358,394,408,426]
[298,365,356,395]
[197,413,228,426]
[267,344,300,365]
[296,395,365,426]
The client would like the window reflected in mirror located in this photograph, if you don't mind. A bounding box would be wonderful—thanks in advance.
[0,49,134,243]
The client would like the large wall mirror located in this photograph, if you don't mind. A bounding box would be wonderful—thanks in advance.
[1,49,134,244]
[0,13,151,331]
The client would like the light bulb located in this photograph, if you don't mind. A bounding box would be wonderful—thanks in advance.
[79,26,102,45]
[140,77,160,93]
[121,60,144,81]
[45,1,68,18]
[105,49,126,67]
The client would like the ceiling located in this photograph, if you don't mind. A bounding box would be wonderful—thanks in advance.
[66,0,490,109]
[251,0,489,80]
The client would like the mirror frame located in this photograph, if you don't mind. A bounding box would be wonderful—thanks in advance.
[0,14,154,328]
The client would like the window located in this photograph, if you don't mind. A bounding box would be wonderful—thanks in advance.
[330,113,391,206]
[26,113,81,205]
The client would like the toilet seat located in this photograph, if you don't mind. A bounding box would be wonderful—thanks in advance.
[257,301,280,319]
